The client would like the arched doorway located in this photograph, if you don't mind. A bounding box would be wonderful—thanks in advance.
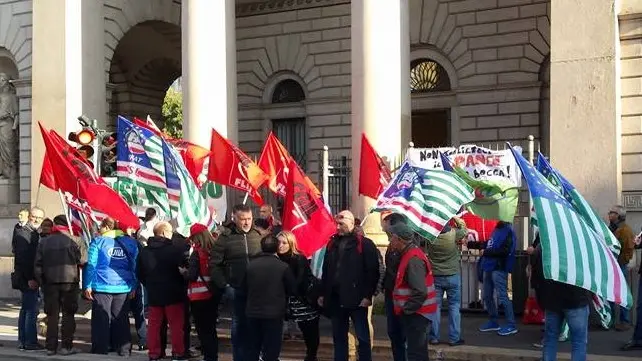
[108,21,181,129]
[267,77,307,169]
[410,58,453,148]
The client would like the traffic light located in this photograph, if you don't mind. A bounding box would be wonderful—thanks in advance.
[68,128,96,169]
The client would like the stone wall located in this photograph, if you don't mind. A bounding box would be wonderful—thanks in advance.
[620,11,642,226]
[409,0,550,151]
[236,1,353,185]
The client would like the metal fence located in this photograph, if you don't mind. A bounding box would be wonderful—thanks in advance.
[317,151,351,213]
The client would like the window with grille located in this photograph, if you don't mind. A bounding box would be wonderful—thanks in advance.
[270,79,307,169]
[410,59,451,93]
[272,118,306,169]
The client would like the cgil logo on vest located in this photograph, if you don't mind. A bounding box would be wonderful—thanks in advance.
[108,247,126,259]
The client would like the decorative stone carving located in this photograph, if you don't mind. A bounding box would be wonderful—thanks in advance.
[236,0,350,17]
[0,73,18,180]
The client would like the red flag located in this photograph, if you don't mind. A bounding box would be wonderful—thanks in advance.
[39,150,57,190]
[258,132,295,196]
[38,122,139,230]
[208,129,268,205]
[282,160,335,257]
[167,139,211,187]
[359,133,392,199]
[133,116,164,137]
[258,132,322,198]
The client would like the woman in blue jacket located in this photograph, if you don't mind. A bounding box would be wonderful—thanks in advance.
[83,217,139,356]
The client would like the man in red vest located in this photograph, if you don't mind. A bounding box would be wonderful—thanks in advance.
[389,223,438,361]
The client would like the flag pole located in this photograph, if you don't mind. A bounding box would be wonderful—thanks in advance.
[57,189,74,234]
[35,184,42,205]
[242,192,249,205]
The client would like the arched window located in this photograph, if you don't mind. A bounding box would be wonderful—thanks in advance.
[271,79,306,103]
[410,59,451,93]
[270,79,307,167]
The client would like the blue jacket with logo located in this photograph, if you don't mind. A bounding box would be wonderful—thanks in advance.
[480,222,517,273]
[83,230,138,294]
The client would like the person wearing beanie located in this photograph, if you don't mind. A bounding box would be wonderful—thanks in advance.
[181,223,219,361]
[608,205,635,331]
[388,222,437,361]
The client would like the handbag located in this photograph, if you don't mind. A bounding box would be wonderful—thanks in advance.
[10,271,21,290]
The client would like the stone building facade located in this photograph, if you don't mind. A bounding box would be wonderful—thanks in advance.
[0,0,638,296]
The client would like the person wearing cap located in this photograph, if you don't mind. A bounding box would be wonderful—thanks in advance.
[607,205,635,331]
[319,210,380,361]
[137,221,188,361]
[388,222,437,361]
[426,216,467,346]
[181,224,219,361]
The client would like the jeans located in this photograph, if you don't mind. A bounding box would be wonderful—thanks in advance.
[609,265,630,325]
[384,292,406,361]
[483,270,515,327]
[401,314,429,361]
[331,306,372,361]
[429,274,461,343]
[231,287,248,361]
[18,289,39,346]
[247,318,284,361]
[633,274,642,342]
[130,284,147,347]
[43,283,79,351]
[542,305,589,361]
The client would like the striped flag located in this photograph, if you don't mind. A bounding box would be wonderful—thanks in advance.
[536,153,621,254]
[117,116,177,216]
[535,152,616,327]
[510,146,632,308]
[373,161,474,241]
[119,117,212,236]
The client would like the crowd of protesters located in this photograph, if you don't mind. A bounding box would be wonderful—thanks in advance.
[8,201,642,361]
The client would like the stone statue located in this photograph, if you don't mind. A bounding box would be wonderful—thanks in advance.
[0,72,18,179]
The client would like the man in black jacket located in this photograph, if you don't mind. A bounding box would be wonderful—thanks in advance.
[12,206,45,351]
[244,235,295,361]
[320,210,380,361]
[532,243,590,360]
[137,222,188,361]
[34,215,85,356]
[381,212,409,361]
[209,204,263,361]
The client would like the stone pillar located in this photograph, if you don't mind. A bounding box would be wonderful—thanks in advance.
[31,0,106,213]
[182,0,238,147]
[549,0,620,217]
[350,0,411,241]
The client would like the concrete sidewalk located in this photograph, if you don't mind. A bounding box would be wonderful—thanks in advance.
[0,300,639,361]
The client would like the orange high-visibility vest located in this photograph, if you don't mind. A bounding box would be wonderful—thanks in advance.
[187,245,212,301]
[392,247,437,316]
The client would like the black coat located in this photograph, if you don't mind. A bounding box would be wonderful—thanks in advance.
[321,233,380,310]
[243,253,296,319]
[531,245,590,312]
[12,224,40,289]
[137,236,187,306]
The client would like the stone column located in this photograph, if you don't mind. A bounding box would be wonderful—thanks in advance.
[350,0,411,241]
[549,0,620,216]
[182,0,238,147]
[31,0,106,213]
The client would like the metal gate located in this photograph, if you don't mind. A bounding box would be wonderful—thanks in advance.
[318,151,351,213]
